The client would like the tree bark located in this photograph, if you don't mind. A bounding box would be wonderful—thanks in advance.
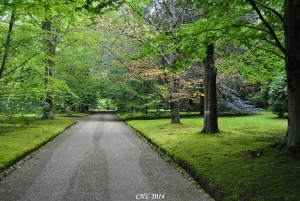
[0,9,15,79]
[201,44,219,133]
[200,94,204,115]
[170,100,180,123]
[170,78,180,123]
[168,0,181,124]
[41,19,57,119]
[284,0,300,147]
[200,81,204,115]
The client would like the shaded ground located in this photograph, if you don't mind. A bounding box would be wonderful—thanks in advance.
[0,112,207,201]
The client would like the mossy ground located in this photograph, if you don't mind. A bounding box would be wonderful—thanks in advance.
[0,116,75,172]
[120,112,300,201]
[54,112,90,117]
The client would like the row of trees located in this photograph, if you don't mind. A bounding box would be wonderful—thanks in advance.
[1,0,299,148]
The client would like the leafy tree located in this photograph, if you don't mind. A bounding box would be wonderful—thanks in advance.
[0,0,99,118]
[227,0,300,147]
[100,68,161,113]
[96,3,189,123]
[200,0,300,147]
[54,32,103,113]
[0,1,46,118]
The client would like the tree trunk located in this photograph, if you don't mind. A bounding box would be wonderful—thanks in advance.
[78,104,89,113]
[42,19,59,119]
[200,80,205,115]
[42,93,53,119]
[170,99,180,124]
[170,78,180,123]
[284,0,300,147]
[0,9,15,79]
[200,95,204,115]
[201,44,219,133]
[168,0,181,124]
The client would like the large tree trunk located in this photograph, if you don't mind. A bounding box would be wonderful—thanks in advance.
[42,19,54,119]
[168,0,181,124]
[201,44,219,133]
[41,19,57,119]
[284,0,300,147]
[0,9,15,79]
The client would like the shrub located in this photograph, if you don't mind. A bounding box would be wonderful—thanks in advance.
[217,86,260,115]
[268,76,288,118]
[246,90,268,109]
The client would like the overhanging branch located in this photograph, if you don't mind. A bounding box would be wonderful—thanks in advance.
[246,0,285,55]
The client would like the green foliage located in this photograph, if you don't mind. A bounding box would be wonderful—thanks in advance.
[53,30,102,112]
[82,0,126,14]
[0,0,105,117]
[268,76,288,118]
[122,112,299,201]
[98,65,162,113]
[246,89,269,109]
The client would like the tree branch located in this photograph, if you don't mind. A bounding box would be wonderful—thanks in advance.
[103,45,169,103]
[128,4,160,31]
[27,12,43,29]
[174,1,188,27]
[2,52,41,78]
[162,0,173,17]
[258,2,284,23]
[1,9,15,79]
[246,0,285,55]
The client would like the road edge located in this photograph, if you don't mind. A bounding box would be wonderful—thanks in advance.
[0,120,78,181]
[115,114,216,201]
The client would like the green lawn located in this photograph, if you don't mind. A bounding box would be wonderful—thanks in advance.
[0,117,75,172]
[122,112,300,201]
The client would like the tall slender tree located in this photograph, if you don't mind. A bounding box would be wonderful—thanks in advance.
[168,0,181,123]
[41,17,60,119]
[0,2,16,79]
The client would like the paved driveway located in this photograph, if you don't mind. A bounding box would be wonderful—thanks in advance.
[0,113,208,201]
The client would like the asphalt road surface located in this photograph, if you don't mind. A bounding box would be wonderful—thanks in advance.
[0,112,208,201]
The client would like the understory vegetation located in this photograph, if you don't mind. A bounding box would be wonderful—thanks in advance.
[120,112,300,201]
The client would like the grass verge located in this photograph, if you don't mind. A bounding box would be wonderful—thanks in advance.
[118,110,200,120]
[54,112,90,117]
[119,112,300,201]
[0,117,75,173]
